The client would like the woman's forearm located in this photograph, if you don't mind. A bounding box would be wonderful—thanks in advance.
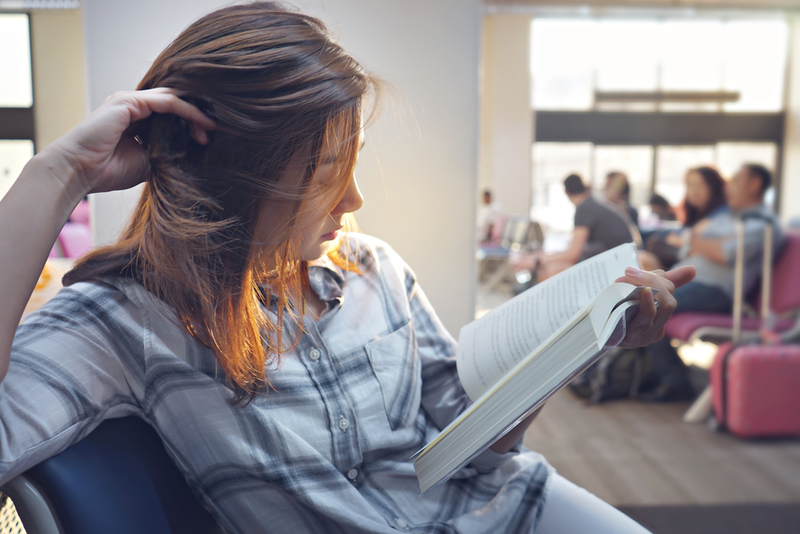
[490,406,543,454]
[0,151,89,382]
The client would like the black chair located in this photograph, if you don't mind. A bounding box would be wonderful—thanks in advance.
[0,417,224,534]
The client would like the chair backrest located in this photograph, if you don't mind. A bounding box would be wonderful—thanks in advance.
[756,231,800,315]
[56,223,92,259]
[13,417,223,534]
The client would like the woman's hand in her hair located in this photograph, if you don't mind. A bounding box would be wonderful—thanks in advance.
[614,265,696,348]
[42,88,216,195]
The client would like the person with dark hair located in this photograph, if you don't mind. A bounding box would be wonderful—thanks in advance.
[640,166,728,270]
[511,174,634,281]
[742,163,772,194]
[648,193,677,221]
[680,166,727,228]
[0,3,692,532]
[604,171,638,225]
[564,173,587,195]
[642,163,782,401]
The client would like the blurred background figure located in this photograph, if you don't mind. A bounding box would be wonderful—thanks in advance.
[649,193,677,222]
[477,189,504,243]
[641,166,727,270]
[510,174,634,281]
[643,163,783,401]
[604,171,639,226]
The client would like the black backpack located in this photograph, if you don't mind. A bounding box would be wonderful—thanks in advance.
[568,346,693,403]
[568,347,649,403]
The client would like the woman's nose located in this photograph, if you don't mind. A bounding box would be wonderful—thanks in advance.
[334,176,363,215]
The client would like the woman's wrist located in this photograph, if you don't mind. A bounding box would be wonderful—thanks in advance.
[24,148,91,210]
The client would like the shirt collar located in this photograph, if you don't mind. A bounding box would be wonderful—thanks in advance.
[307,254,345,303]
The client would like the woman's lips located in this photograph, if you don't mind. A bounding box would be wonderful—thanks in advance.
[321,229,340,241]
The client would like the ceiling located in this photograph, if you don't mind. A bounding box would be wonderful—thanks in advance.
[485,0,800,9]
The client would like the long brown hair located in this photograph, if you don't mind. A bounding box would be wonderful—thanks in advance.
[64,2,378,403]
[680,166,727,227]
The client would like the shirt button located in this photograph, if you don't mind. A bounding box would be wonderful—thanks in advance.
[338,416,350,431]
[395,518,407,529]
[314,271,323,282]
[309,348,321,361]
[347,468,358,480]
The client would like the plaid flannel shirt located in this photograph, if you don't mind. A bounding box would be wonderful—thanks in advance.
[0,234,551,533]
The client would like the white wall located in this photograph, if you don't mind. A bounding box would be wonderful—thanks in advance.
[82,0,481,335]
[30,9,88,152]
[477,13,532,218]
[782,15,800,225]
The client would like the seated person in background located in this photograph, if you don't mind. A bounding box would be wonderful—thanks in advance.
[643,164,782,401]
[511,174,634,281]
[671,163,781,314]
[476,188,503,243]
[640,166,727,271]
[604,171,639,226]
[649,193,677,222]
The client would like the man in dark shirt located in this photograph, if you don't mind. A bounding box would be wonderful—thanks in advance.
[511,174,634,281]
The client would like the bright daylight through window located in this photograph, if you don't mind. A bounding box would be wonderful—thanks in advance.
[529,18,787,234]
[0,13,34,201]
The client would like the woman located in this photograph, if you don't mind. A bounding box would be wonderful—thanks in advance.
[642,166,727,270]
[0,3,693,533]
[680,166,727,228]
[603,171,639,226]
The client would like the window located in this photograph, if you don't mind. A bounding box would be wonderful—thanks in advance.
[0,13,33,108]
[0,140,34,200]
[531,18,788,112]
[0,12,34,201]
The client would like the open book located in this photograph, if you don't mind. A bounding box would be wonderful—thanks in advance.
[414,242,642,494]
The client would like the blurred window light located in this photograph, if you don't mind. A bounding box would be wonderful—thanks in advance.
[715,142,777,179]
[722,21,788,112]
[660,21,725,93]
[0,140,34,200]
[531,18,788,112]
[531,142,592,232]
[593,146,653,209]
[0,14,33,107]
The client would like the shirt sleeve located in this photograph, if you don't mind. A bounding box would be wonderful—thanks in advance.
[720,217,776,266]
[0,281,145,484]
[573,201,594,229]
[403,264,520,472]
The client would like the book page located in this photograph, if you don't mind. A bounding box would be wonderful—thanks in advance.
[457,243,638,401]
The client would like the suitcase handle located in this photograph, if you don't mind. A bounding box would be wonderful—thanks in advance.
[732,214,777,343]
[721,214,777,428]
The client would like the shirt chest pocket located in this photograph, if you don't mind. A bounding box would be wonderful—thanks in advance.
[364,320,421,431]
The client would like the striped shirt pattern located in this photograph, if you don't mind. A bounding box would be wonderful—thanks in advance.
[0,234,551,533]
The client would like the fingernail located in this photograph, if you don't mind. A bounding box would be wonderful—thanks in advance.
[625,267,642,275]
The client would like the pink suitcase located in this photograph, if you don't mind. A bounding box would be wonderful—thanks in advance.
[709,218,800,438]
[711,342,800,437]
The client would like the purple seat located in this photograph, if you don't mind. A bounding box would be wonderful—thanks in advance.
[51,222,92,259]
[665,231,800,342]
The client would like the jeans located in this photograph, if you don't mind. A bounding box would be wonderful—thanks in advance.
[537,474,652,534]
[673,281,732,315]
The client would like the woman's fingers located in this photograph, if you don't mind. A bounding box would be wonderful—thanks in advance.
[50,88,217,194]
[631,287,656,329]
[615,265,694,346]
[126,88,216,143]
[664,265,696,289]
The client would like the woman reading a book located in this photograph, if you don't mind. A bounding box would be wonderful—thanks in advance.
[0,3,694,533]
